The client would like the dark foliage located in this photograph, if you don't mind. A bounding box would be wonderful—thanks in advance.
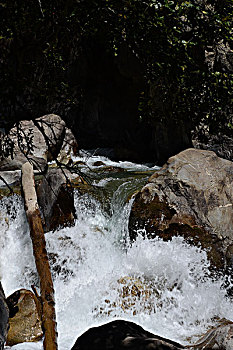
[0,0,232,139]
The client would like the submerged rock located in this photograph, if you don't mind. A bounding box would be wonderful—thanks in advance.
[6,289,43,346]
[94,276,157,318]
[0,282,9,350]
[71,319,184,350]
[129,148,233,269]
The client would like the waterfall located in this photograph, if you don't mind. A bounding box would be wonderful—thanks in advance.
[0,152,232,349]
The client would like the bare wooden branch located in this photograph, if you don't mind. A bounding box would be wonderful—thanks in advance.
[21,162,57,350]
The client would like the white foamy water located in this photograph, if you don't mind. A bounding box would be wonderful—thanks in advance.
[0,159,233,350]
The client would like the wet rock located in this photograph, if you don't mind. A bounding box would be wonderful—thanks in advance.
[0,282,9,350]
[129,148,233,269]
[95,165,125,173]
[191,319,233,350]
[36,168,77,232]
[73,160,86,167]
[6,289,43,346]
[93,161,106,167]
[94,276,157,317]
[71,319,184,350]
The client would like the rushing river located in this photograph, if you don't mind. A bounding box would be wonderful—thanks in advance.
[0,151,233,349]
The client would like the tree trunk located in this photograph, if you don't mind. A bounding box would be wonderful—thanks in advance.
[21,162,57,350]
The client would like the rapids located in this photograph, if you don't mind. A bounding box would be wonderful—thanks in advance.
[0,151,232,349]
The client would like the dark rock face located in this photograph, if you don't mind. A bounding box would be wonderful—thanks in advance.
[129,148,233,269]
[71,320,184,350]
[0,282,9,350]
[36,168,76,232]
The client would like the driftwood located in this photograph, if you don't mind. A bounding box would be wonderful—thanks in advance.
[21,162,57,350]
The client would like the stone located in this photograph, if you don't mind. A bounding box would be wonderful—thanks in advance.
[129,148,233,269]
[94,276,156,318]
[93,161,106,167]
[11,114,65,161]
[0,170,21,187]
[0,114,67,174]
[0,282,9,350]
[71,319,184,350]
[0,154,47,173]
[6,289,43,346]
[192,320,233,350]
[36,168,77,232]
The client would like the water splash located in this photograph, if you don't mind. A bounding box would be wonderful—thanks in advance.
[0,166,232,350]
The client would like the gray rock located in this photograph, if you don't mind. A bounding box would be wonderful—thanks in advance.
[0,170,21,187]
[8,114,65,161]
[0,154,47,173]
[0,114,67,175]
[129,148,233,269]
[191,321,233,350]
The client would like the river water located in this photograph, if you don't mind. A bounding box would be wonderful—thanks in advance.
[0,151,233,349]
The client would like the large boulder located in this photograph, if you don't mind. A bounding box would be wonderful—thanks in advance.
[71,319,184,350]
[6,289,43,346]
[0,114,77,174]
[0,282,9,350]
[8,114,66,162]
[129,149,233,269]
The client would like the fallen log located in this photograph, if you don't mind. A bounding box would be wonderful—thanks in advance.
[21,162,57,350]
